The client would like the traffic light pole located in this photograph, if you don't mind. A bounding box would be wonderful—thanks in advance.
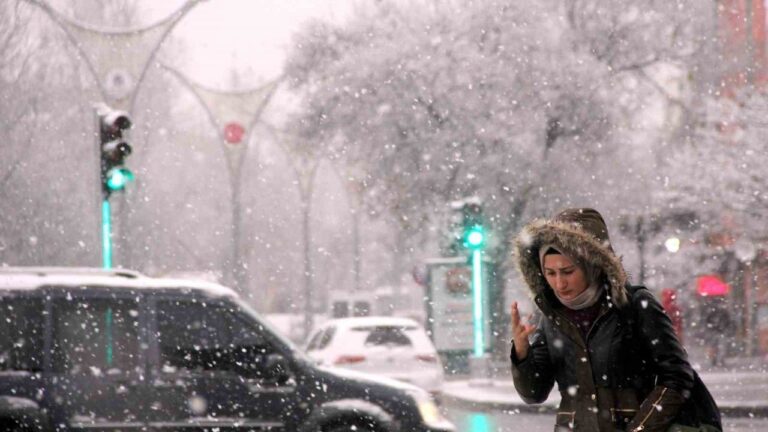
[458,197,490,378]
[102,200,112,269]
[472,248,484,357]
[95,107,113,270]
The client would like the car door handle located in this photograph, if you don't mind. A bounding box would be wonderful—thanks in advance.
[150,372,190,389]
[113,378,140,394]
[152,378,190,389]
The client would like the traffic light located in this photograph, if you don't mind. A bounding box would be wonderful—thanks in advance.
[97,104,133,198]
[458,199,487,358]
[461,201,486,251]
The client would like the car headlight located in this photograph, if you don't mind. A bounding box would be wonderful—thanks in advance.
[408,389,454,430]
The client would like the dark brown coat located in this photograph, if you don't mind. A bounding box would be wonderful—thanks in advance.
[510,208,711,432]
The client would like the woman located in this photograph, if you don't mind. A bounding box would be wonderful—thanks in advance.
[510,208,721,432]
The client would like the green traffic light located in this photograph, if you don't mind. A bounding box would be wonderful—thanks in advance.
[464,225,486,250]
[106,167,134,191]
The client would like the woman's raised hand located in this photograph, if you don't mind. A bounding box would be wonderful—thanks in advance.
[511,301,537,360]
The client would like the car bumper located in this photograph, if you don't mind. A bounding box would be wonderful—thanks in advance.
[421,421,456,432]
[387,371,444,393]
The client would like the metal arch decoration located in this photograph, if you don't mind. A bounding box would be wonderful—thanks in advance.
[22,0,204,112]
[159,63,281,182]
[160,63,282,294]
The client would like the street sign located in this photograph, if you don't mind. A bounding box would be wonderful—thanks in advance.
[697,274,730,297]
[425,257,491,352]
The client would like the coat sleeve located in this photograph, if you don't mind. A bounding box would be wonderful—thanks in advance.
[627,288,695,432]
[509,322,555,404]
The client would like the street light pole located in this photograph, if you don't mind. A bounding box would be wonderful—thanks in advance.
[259,125,324,340]
[161,64,280,295]
[635,217,647,286]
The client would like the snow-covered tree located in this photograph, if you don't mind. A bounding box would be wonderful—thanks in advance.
[666,90,768,270]
[284,0,712,281]
[0,1,97,266]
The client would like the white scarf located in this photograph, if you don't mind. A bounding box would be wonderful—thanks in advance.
[554,282,603,310]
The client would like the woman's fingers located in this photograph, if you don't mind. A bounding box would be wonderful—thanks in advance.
[511,302,534,360]
[523,313,535,336]
[511,302,523,335]
[522,323,537,338]
[511,304,537,339]
[511,301,534,338]
[510,302,519,328]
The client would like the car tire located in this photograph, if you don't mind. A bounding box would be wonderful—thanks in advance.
[325,423,377,432]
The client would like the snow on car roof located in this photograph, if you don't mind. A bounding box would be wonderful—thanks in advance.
[320,316,422,329]
[0,267,237,298]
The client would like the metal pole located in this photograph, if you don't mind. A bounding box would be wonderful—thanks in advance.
[102,200,112,269]
[302,197,313,340]
[472,249,484,357]
[231,171,246,292]
[352,205,361,292]
[636,218,646,286]
[95,107,104,267]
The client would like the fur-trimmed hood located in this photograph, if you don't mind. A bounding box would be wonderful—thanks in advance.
[514,208,629,308]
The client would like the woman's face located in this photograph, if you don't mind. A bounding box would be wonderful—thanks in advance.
[543,253,588,300]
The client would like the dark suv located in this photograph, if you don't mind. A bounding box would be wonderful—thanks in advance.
[0,267,454,432]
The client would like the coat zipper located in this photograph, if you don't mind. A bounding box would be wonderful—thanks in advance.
[631,387,667,431]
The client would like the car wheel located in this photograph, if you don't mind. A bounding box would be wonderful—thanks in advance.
[325,423,377,432]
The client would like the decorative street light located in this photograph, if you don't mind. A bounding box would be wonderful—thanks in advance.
[161,63,281,295]
[24,0,202,112]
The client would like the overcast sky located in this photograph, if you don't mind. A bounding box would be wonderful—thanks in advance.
[47,0,353,87]
[170,0,352,86]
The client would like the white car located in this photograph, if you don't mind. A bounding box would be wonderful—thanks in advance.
[305,316,445,394]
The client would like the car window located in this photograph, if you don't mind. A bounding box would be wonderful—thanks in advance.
[156,299,270,374]
[0,297,44,372]
[320,326,336,351]
[52,297,140,375]
[306,330,323,351]
[355,326,414,347]
[306,326,335,351]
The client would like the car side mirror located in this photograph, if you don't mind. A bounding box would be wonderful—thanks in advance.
[264,353,291,385]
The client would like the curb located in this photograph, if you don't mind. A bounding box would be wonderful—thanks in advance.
[437,392,556,414]
[438,392,768,419]
[718,405,768,418]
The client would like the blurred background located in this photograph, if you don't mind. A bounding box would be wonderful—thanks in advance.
[1,0,767,367]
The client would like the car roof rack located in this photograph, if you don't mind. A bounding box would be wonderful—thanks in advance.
[0,266,144,279]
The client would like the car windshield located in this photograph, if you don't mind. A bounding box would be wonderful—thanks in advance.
[352,325,419,348]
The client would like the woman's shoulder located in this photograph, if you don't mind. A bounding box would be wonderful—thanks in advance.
[624,285,666,317]
[625,284,654,302]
